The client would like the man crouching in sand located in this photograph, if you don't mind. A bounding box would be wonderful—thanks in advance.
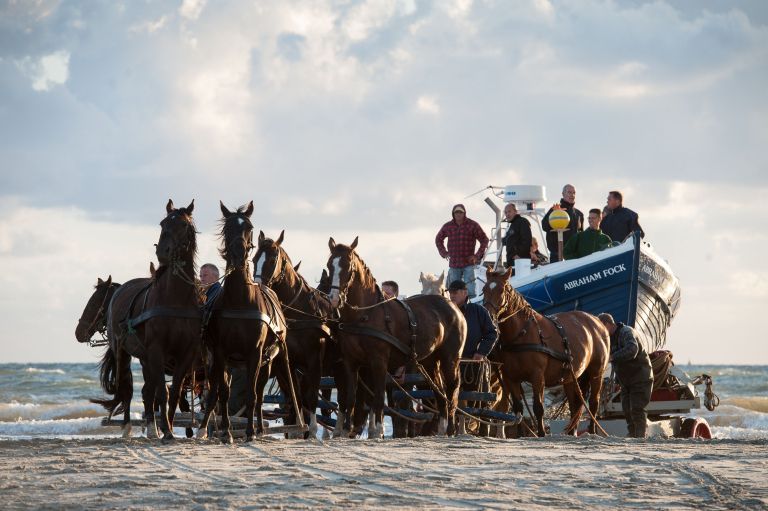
[599,313,654,438]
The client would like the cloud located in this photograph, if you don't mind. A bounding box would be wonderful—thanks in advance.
[14,49,69,91]
[416,94,440,114]
[179,0,207,21]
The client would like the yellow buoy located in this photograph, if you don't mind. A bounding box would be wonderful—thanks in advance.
[549,209,570,230]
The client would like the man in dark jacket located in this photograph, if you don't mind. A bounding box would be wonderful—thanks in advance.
[448,279,498,361]
[502,203,532,270]
[599,313,654,438]
[542,184,584,263]
[601,190,644,243]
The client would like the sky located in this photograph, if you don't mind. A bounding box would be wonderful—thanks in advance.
[1,0,766,364]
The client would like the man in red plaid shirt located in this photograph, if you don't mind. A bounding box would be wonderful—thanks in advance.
[435,203,489,298]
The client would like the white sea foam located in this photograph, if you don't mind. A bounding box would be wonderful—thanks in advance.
[24,367,66,374]
[0,401,104,422]
[0,417,109,438]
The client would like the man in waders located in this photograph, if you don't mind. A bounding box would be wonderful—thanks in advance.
[599,313,654,438]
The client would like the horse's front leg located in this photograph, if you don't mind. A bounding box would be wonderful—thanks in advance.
[218,367,233,444]
[531,378,546,437]
[197,350,222,439]
[141,362,159,440]
[336,362,358,439]
[246,348,263,442]
[367,358,388,439]
[588,373,604,435]
[166,369,188,441]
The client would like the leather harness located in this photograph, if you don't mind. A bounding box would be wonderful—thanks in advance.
[338,298,419,359]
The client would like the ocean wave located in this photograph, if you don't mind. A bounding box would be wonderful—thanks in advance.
[0,417,113,438]
[0,401,105,422]
[24,367,66,375]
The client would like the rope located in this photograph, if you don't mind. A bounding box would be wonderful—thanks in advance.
[345,295,397,311]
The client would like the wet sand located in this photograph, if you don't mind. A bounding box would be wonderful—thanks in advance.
[0,436,766,510]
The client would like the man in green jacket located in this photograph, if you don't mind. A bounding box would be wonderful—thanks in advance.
[563,208,612,260]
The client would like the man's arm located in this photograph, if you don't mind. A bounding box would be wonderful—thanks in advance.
[598,233,612,251]
[632,212,645,239]
[563,233,579,260]
[520,219,533,256]
[435,224,449,258]
[611,328,639,362]
[541,206,554,233]
[474,222,490,261]
[475,305,499,357]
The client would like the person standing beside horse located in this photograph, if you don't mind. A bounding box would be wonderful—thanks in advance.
[435,204,489,298]
[598,313,653,438]
[542,184,584,263]
[502,203,532,272]
[447,280,497,363]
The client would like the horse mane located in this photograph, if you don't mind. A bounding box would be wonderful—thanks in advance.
[349,249,377,292]
[217,204,253,264]
[490,270,531,315]
[164,206,199,276]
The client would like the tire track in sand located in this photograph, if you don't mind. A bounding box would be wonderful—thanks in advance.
[244,442,496,510]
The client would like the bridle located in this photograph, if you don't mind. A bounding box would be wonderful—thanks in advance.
[484,280,529,325]
[157,212,199,287]
[77,283,117,341]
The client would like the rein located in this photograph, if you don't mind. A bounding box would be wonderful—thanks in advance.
[77,283,118,342]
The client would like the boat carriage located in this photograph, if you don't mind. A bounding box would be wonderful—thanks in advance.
[478,185,717,438]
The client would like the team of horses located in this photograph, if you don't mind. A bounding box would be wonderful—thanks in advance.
[78,199,610,442]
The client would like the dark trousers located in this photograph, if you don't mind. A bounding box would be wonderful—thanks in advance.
[620,379,652,438]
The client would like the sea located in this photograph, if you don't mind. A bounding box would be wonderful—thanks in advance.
[0,362,766,440]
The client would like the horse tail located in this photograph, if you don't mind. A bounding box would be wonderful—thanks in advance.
[90,346,132,414]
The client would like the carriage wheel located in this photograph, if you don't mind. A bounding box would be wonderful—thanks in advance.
[679,417,712,439]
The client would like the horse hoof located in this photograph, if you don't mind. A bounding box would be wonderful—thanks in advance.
[246,434,254,442]
[322,429,331,440]
[147,425,160,440]
[161,433,175,443]
[185,428,194,438]
[121,424,132,439]
[196,429,208,440]
[221,433,234,444]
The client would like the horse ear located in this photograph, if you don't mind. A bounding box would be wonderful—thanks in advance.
[328,237,336,250]
[276,230,285,246]
[419,272,425,283]
[259,230,265,243]
[97,277,104,286]
[244,200,254,218]
[321,268,328,279]
[220,201,232,217]
[438,271,445,286]
[166,199,174,214]
[149,261,156,278]
[186,199,194,214]
[350,236,359,250]
[504,266,513,280]
[106,275,112,286]
[294,261,301,272]
[486,266,493,276]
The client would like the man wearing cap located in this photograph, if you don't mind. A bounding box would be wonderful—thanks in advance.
[447,279,498,361]
[435,204,489,298]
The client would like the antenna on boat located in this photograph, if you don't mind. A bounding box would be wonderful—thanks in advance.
[465,185,505,199]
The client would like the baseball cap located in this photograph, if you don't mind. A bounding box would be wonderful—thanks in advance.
[452,204,466,214]
[448,279,467,291]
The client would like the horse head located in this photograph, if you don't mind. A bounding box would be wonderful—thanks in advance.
[75,275,117,343]
[156,199,197,266]
[325,236,359,309]
[481,266,514,321]
[419,270,446,296]
[219,201,255,271]
[252,230,288,286]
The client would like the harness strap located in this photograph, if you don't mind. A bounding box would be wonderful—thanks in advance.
[217,309,284,338]
[286,318,332,337]
[127,306,203,330]
[546,315,572,360]
[395,298,419,358]
[501,343,571,362]
[337,322,412,356]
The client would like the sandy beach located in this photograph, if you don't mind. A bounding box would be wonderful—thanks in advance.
[1,436,765,510]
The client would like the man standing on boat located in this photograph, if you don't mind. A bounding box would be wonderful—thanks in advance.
[598,313,654,438]
[563,208,612,260]
[542,184,584,263]
[502,203,532,271]
[435,204,489,298]
[601,190,645,243]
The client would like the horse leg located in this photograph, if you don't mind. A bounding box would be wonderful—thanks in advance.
[338,363,358,439]
[352,375,369,438]
[165,368,188,442]
[117,349,134,439]
[218,367,233,444]
[141,364,159,440]
[441,355,462,436]
[588,372,604,435]
[245,355,259,442]
[368,358,387,439]
[562,380,582,436]
[532,379,546,437]
[196,352,223,440]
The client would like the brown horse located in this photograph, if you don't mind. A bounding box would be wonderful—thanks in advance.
[326,237,466,438]
[482,267,609,436]
[92,200,202,441]
[252,230,340,438]
[76,276,120,344]
[197,202,292,443]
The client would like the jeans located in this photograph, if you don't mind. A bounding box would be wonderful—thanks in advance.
[620,379,652,438]
[448,265,478,297]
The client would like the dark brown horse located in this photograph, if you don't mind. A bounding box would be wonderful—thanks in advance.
[76,276,120,344]
[252,230,340,438]
[326,237,466,438]
[92,200,202,441]
[197,202,292,443]
[482,267,609,436]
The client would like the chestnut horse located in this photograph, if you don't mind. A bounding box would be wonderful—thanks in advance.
[482,267,609,436]
[197,202,294,443]
[92,200,202,441]
[326,237,466,438]
[252,230,341,438]
[76,276,120,344]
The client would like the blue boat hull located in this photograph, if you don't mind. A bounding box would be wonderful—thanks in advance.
[511,233,680,352]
